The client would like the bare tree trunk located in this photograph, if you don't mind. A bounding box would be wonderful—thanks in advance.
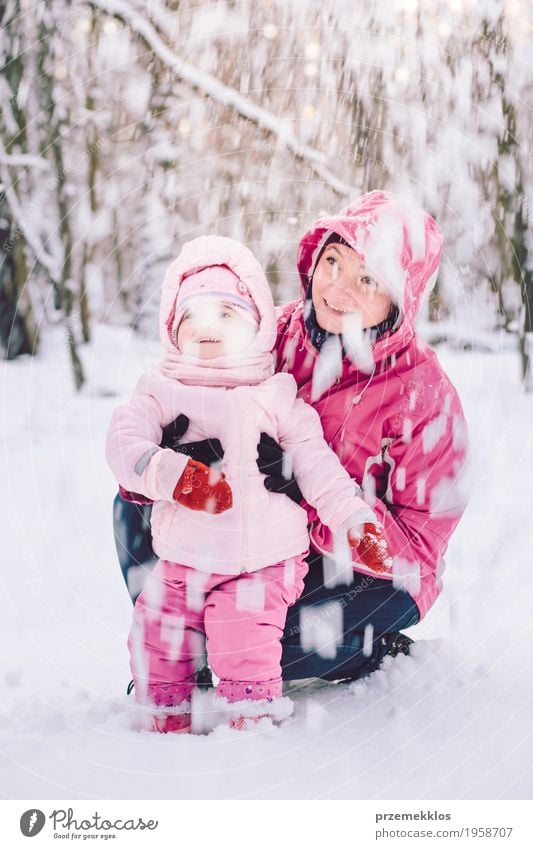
[0,2,38,358]
[515,189,533,390]
[36,17,85,389]
[487,17,519,334]
[0,212,39,358]
[78,8,102,346]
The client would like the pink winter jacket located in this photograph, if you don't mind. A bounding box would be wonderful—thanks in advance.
[105,237,372,575]
[275,190,470,620]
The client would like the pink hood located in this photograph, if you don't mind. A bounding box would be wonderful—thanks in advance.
[158,236,277,386]
[296,189,443,364]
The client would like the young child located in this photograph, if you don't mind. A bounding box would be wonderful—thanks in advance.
[105,235,391,734]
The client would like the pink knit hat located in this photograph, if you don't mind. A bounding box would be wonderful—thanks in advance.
[172,265,260,343]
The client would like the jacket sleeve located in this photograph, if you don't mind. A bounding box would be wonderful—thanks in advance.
[370,403,470,595]
[277,396,374,534]
[105,383,189,502]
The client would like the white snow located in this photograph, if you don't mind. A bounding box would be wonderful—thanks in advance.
[415,475,427,505]
[310,334,343,401]
[365,218,408,309]
[362,624,374,658]
[299,602,344,661]
[1,325,532,799]
[322,543,354,590]
[89,0,350,197]
[421,413,448,454]
[392,557,422,597]
[160,614,185,662]
[185,568,208,613]
[341,312,374,374]
[235,576,265,613]
[0,137,62,279]
[402,417,413,444]
[395,466,406,492]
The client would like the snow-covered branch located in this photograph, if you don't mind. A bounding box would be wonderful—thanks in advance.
[86,0,352,197]
[0,152,50,171]
[0,138,61,279]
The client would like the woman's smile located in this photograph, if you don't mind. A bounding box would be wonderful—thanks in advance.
[322,296,354,315]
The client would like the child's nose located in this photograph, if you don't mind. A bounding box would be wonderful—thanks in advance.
[196,317,222,334]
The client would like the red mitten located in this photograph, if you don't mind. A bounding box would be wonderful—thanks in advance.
[348,523,393,574]
[173,458,233,514]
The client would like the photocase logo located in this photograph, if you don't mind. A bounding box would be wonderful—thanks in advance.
[20,809,46,837]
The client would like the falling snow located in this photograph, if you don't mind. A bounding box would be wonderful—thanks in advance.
[1,0,532,800]
[1,326,532,800]
[299,602,344,660]
[342,312,374,374]
[311,334,343,401]
[235,576,266,613]
[362,623,374,658]
[392,557,422,597]
[422,413,448,454]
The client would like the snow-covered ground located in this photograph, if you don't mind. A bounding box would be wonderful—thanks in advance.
[1,324,532,800]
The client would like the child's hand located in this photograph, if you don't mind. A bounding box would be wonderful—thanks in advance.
[173,458,233,514]
[347,523,393,574]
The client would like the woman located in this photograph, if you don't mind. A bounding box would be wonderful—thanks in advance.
[113,189,469,684]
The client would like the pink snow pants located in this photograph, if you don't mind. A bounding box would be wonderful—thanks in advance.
[128,553,309,708]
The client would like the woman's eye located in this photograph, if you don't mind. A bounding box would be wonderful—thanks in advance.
[361,275,377,288]
[326,256,338,267]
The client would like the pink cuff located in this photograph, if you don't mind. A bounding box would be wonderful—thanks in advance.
[119,484,153,505]
[144,448,189,501]
[143,683,195,707]
[216,678,283,702]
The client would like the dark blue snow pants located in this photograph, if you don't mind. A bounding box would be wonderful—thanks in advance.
[113,494,420,682]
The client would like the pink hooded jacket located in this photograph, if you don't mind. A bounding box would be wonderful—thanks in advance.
[275,190,469,619]
[105,236,375,575]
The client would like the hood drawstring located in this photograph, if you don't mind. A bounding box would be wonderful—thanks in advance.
[325,362,377,448]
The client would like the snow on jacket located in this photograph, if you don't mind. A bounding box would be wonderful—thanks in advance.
[274,190,470,620]
[105,236,372,574]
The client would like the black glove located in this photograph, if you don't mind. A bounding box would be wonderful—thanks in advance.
[256,432,303,505]
[160,414,224,467]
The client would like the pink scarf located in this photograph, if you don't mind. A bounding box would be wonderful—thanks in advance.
[156,346,275,387]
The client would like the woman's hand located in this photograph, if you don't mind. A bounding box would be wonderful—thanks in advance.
[348,522,393,574]
[256,432,303,505]
[161,413,224,466]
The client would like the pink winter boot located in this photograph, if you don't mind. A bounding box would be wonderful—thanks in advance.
[149,713,192,734]
[228,714,272,731]
[214,681,294,730]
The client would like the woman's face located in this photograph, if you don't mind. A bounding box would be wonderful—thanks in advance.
[311,242,393,333]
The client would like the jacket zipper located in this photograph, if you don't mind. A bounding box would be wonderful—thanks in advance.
[233,390,248,573]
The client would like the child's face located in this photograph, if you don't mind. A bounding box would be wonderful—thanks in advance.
[176,298,258,359]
